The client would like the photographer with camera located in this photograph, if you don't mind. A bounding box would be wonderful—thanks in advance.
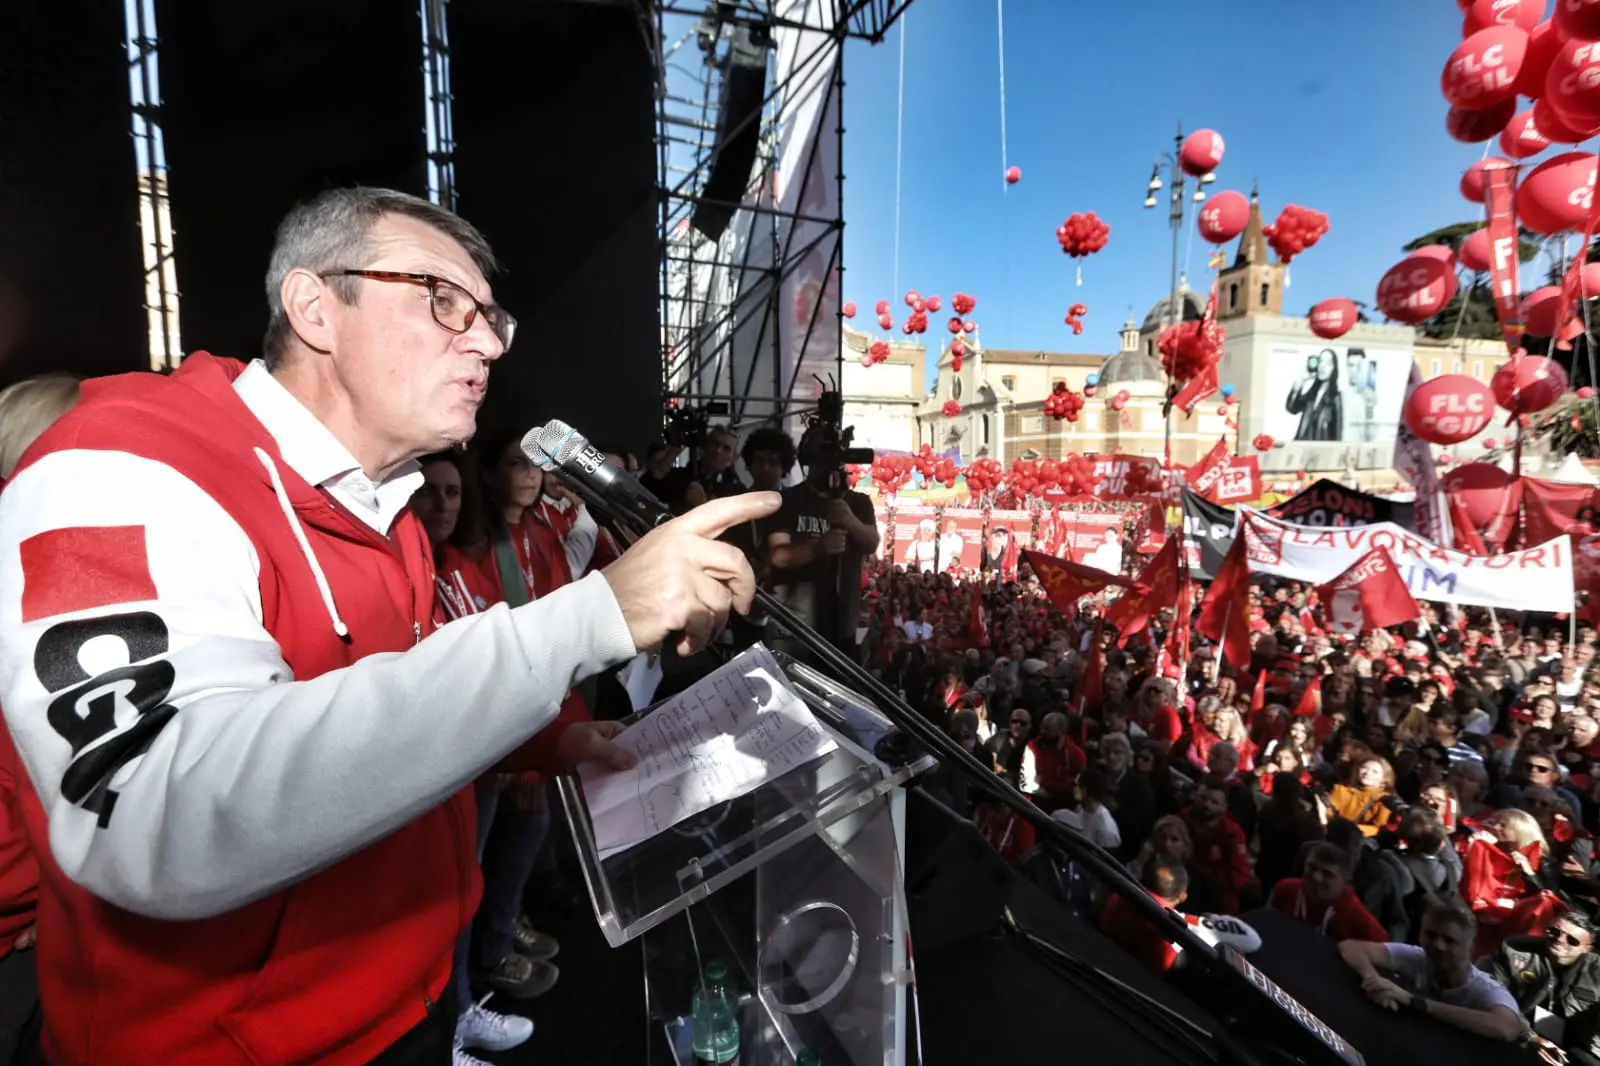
[764,391,878,658]
[640,405,746,513]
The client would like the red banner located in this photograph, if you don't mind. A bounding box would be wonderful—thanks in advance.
[1186,437,1231,499]
[1211,456,1262,504]
[1316,547,1421,635]
[1484,164,1523,356]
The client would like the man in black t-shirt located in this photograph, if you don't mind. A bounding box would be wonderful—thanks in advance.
[765,459,879,655]
[723,427,794,651]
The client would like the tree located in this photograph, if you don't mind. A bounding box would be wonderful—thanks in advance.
[1402,222,1541,263]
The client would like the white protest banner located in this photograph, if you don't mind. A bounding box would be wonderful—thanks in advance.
[1239,509,1573,612]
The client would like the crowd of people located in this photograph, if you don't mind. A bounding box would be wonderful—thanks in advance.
[0,184,1597,1066]
[864,545,1600,1063]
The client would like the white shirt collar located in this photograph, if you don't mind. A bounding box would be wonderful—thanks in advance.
[233,359,421,534]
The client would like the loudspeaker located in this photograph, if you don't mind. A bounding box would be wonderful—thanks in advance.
[902,789,1016,955]
[690,28,767,241]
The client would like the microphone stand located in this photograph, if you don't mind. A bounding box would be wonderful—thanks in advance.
[553,474,1348,1066]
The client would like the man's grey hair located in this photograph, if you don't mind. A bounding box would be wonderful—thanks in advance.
[262,187,499,368]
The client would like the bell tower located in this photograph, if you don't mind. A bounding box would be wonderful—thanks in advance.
[1216,187,1283,320]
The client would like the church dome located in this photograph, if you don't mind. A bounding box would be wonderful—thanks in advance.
[1098,349,1165,386]
[1139,288,1203,332]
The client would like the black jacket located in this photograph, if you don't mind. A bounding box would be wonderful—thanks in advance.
[1482,937,1600,1064]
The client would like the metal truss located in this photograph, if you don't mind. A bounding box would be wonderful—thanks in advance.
[122,0,183,373]
[649,0,909,432]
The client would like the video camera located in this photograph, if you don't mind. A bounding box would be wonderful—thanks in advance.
[661,398,729,450]
[797,380,873,495]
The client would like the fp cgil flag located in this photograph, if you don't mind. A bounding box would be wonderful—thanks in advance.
[1316,547,1420,635]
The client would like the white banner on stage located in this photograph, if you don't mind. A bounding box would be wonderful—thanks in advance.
[1238,509,1573,612]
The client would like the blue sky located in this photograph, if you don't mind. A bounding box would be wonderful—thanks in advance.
[838,0,1514,386]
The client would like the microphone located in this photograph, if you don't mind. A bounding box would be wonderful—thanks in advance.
[521,419,671,532]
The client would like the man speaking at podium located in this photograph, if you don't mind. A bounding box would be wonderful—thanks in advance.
[0,187,776,1065]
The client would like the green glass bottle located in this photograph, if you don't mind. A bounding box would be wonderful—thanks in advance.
[691,958,741,1064]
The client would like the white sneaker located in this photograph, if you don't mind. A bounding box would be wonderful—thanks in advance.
[452,1034,493,1066]
[458,994,535,1052]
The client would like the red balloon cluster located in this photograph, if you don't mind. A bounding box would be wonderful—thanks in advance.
[1252,433,1276,452]
[870,453,915,494]
[844,464,863,488]
[1045,381,1085,422]
[962,457,1004,495]
[1120,460,1165,498]
[951,349,965,373]
[903,310,929,335]
[1179,129,1225,177]
[1064,302,1088,335]
[1310,297,1359,339]
[1491,353,1569,414]
[1402,374,1495,444]
[951,338,967,359]
[952,292,977,315]
[1463,0,1544,35]
[1376,246,1459,324]
[1157,319,1225,384]
[860,340,890,368]
[1057,213,1111,258]
[1521,285,1565,335]
[942,399,963,418]
[913,444,939,480]
[1109,389,1131,412]
[904,289,921,308]
[1263,205,1329,264]
[1005,455,1100,499]
[1197,190,1251,244]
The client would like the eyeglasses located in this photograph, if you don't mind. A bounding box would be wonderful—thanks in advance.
[1011,716,1029,725]
[321,269,517,351]
[1549,928,1588,948]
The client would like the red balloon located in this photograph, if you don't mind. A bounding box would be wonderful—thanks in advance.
[874,299,889,316]
[1459,228,1494,273]
[1309,297,1359,339]
[947,316,963,334]
[1196,190,1250,244]
[1005,165,1021,184]
[1555,0,1600,49]
[1464,0,1544,34]
[1498,108,1551,157]
[961,320,976,334]
[1582,261,1600,296]
[841,301,857,319]
[878,313,893,330]
[925,295,942,312]
[1460,156,1514,203]
[1376,252,1459,324]
[1442,462,1513,527]
[1581,386,1596,399]
[1516,19,1562,98]
[1402,374,1496,444]
[1492,354,1569,414]
[1533,96,1600,144]
[1545,37,1600,127]
[1522,285,1566,335]
[1442,26,1528,109]
[1116,389,1130,402]
[1517,151,1597,234]
[1252,433,1275,453]
[904,289,921,307]
[1449,98,1517,142]
[1179,129,1225,177]
[1110,396,1126,411]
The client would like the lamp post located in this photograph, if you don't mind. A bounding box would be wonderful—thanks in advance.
[1141,124,1215,466]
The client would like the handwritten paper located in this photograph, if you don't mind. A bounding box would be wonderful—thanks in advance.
[580,645,837,860]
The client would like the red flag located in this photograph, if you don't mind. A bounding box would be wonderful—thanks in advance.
[1160,572,1193,680]
[968,589,990,647]
[1316,547,1421,636]
[1197,535,1253,670]
[1448,492,1490,555]
[1081,619,1105,714]
[1105,537,1180,644]
[1022,549,1135,613]
[1483,164,1524,356]
[1292,675,1323,718]
[1250,666,1266,716]
[1185,436,1232,500]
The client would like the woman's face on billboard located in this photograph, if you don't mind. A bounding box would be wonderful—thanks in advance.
[1315,353,1334,381]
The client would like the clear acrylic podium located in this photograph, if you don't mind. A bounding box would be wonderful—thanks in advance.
[556,647,934,1066]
